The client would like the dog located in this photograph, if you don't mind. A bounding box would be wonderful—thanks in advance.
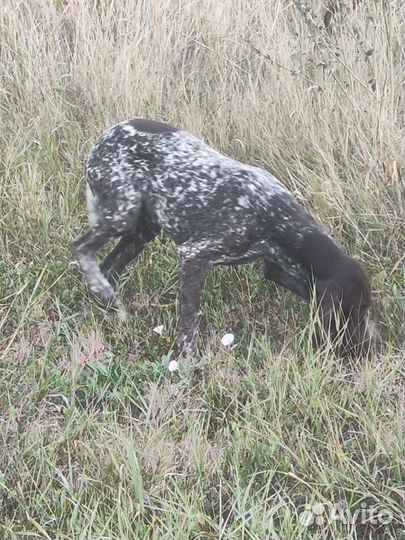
[72,118,374,356]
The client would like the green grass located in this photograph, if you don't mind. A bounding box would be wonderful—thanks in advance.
[1,0,404,538]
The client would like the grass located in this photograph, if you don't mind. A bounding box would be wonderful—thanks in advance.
[0,0,404,538]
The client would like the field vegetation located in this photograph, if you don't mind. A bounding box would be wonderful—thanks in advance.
[0,1,404,538]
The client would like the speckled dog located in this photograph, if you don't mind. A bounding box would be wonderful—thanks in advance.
[72,118,373,356]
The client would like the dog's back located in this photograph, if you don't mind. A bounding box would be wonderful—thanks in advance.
[85,118,317,249]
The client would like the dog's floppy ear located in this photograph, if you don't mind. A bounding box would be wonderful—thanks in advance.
[314,272,374,356]
[315,277,342,342]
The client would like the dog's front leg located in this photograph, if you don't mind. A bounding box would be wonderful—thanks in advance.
[177,252,210,353]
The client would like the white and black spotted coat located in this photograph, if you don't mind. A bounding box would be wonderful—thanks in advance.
[85,119,338,294]
[74,118,372,355]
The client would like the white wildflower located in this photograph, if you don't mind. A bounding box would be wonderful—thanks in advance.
[221,333,234,347]
[153,325,165,335]
[168,360,179,372]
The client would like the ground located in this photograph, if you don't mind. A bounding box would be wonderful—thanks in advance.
[0,1,404,539]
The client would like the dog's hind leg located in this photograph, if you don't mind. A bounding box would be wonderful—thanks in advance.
[100,233,144,281]
[72,226,126,319]
[72,191,142,320]
[100,215,158,282]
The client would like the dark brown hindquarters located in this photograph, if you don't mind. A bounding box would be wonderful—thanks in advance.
[127,118,178,134]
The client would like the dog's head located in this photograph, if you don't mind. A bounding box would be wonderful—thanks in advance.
[315,256,374,356]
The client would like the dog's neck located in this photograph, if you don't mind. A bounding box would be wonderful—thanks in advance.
[299,231,344,281]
